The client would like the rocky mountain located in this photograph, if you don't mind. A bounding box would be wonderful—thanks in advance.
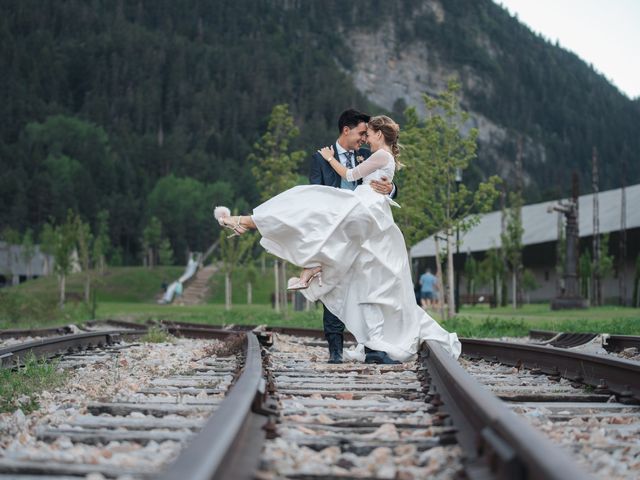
[334,0,639,198]
[1,0,637,260]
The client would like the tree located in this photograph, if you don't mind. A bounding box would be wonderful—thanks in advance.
[593,233,614,304]
[92,210,110,274]
[142,217,162,268]
[39,223,56,276]
[250,103,306,200]
[633,254,640,308]
[249,103,305,314]
[245,262,258,305]
[579,250,592,300]
[397,81,501,318]
[478,247,505,308]
[158,238,175,266]
[1,228,21,285]
[147,176,234,261]
[521,269,539,304]
[464,253,478,305]
[502,191,524,308]
[219,228,256,311]
[21,229,36,280]
[51,212,77,308]
[74,214,93,303]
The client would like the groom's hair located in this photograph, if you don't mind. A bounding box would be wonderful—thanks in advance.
[338,109,371,133]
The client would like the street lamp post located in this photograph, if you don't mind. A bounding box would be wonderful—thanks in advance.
[455,168,462,313]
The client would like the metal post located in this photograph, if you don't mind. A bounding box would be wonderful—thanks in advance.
[455,168,462,313]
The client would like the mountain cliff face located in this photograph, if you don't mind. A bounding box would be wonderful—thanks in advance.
[335,0,639,197]
[1,0,638,259]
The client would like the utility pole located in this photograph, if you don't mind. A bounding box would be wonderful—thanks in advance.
[550,172,587,309]
[454,168,462,313]
[500,184,507,307]
[515,137,524,308]
[619,157,628,305]
[592,147,601,306]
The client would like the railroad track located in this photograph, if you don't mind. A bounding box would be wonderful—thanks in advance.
[529,329,640,356]
[2,322,638,478]
[0,325,248,478]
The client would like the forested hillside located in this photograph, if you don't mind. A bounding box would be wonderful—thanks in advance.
[1,0,638,264]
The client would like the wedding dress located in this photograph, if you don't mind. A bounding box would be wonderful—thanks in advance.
[251,150,461,361]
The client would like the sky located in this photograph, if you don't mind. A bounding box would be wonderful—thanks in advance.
[495,0,640,99]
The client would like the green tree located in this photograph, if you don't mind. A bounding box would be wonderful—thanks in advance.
[592,233,614,305]
[147,175,233,261]
[464,253,478,304]
[245,262,258,305]
[158,238,175,266]
[502,191,524,308]
[39,223,56,276]
[579,250,592,300]
[142,217,162,268]
[249,103,305,313]
[23,115,115,224]
[92,210,110,274]
[249,103,306,201]
[633,254,640,308]
[398,81,500,318]
[478,247,505,308]
[1,228,21,284]
[21,229,36,279]
[51,212,78,308]
[521,269,539,304]
[74,214,93,303]
[219,229,256,311]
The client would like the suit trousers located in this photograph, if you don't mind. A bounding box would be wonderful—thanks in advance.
[323,304,345,336]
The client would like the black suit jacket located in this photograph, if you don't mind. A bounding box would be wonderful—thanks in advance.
[309,143,398,199]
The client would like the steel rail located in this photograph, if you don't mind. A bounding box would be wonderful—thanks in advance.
[0,325,75,339]
[462,338,640,403]
[83,319,149,330]
[159,319,256,331]
[0,330,146,368]
[602,333,640,352]
[421,340,593,480]
[158,332,271,480]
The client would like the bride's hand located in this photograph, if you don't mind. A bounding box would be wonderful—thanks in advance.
[318,146,335,162]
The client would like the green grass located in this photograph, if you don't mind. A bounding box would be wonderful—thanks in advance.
[446,304,640,336]
[0,266,185,329]
[2,266,639,337]
[95,302,324,329]
[141,326,175,343]
[10,266,184,303]
[0,355,66,413]
[207,265,281,305]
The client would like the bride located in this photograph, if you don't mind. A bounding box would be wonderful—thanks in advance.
[215,115,461,362]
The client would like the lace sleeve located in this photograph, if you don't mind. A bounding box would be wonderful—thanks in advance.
[346,150,391,182]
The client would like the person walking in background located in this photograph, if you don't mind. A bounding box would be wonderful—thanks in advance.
[419,268,438,309]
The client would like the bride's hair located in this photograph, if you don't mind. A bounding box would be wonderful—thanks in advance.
[368,115,404,169]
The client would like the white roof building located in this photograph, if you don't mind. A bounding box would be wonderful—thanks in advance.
[410,183,640,258]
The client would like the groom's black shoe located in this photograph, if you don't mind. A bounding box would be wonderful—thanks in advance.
[326,333,343,364]
[364,347,401,365]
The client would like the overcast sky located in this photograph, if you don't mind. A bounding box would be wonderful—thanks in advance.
[495,0,640,99]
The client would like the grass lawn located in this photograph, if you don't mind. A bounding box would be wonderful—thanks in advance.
[95,302,324,329]
[2,266,639,337]
[440,303,640,338]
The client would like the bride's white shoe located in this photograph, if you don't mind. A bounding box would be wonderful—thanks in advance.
[213,206,247,238]
[287,268,322,291]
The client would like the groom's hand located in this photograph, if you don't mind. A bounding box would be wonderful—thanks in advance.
[371,176,393,195]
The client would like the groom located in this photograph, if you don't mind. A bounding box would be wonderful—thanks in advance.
[309,109,399,364]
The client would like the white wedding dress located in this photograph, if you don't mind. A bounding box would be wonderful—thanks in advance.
[252,150,461,361]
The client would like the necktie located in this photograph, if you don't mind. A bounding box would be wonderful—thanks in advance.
[344,151,354,169]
